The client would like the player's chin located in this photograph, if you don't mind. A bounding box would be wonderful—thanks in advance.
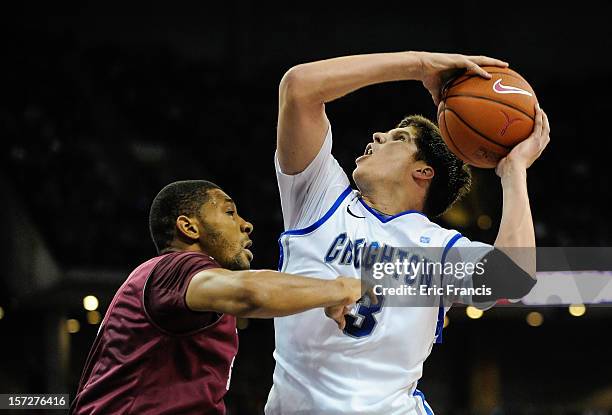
[352,164,369,187]
[232,250,253,270]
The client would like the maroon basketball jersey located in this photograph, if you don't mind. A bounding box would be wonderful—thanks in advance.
[71,251,238,415]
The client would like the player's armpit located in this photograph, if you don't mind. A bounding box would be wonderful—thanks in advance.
[471,248,537,304]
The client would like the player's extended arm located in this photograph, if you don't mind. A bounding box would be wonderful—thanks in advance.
[493,104,551,277]
[186,268,374,318]
[277,51,508,174]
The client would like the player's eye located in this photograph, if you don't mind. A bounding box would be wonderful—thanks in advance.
[394,135,407,141]
[226,210,235,216]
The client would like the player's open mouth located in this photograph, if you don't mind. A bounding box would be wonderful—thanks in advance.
[356,144,374,163]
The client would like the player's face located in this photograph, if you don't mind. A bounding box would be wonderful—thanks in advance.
[352,126,421,190]
[197,189,253,270]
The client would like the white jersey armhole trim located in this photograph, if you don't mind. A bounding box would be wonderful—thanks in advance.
[277,186,353,272]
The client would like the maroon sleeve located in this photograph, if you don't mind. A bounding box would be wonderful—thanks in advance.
[144,251,222,334]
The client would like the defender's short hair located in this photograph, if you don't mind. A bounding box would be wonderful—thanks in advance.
[398,115,472,217]
[149,180,220,253]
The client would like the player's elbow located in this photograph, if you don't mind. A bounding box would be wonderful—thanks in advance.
[230,277,272,317]
[477,249,538,300]
[279,65,320,104]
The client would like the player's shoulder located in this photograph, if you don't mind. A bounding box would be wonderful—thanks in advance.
[154,251,220,272]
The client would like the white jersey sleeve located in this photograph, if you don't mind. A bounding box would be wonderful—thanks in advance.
[275,124,350,230]
[442,234,495,309]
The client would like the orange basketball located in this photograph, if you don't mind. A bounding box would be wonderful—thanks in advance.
[437,66,538,168]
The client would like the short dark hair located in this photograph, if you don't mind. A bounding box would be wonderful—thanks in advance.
[397,115,471,217]
[149,180,220,253]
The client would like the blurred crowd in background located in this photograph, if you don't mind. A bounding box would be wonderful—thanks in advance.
[1,6,611,414]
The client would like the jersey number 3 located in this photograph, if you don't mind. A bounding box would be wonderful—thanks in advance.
[343,294,384,338]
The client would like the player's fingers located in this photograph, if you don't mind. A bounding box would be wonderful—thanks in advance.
[539,111,550,149]
[366,289,379,305]
[495,158,506,177]
[465,61,491,79]
[532,103,543,138]
[468,55,509,68]
[431,91,440,107]
[542,110,551,138]
[337,315,346,330]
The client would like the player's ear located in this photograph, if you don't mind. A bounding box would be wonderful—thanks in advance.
[176,215,200,241]
[412,165,435,182]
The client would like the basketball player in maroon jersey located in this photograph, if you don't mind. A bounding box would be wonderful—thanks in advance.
[71,180,371,415]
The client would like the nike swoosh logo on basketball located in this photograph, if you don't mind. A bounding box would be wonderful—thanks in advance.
[492,79,533,96]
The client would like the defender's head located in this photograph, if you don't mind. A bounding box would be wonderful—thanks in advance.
[352,115,471,217]
[149,180,253,270]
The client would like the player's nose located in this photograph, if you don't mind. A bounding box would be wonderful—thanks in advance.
[241,218,253,235]
[372,132,387,144]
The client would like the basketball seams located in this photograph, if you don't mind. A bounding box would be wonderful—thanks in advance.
[440,109,476,165]
[443,107,512,150]
[445,94,535,120]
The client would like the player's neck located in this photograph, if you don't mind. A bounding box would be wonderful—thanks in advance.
[360,186,424,216]
[166,239,205,254]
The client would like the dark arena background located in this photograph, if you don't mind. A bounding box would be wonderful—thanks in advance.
[2,4,612,414]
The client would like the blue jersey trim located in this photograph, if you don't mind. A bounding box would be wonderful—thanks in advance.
[358,198,427,223]
[277,186,353,271]
[441,232,463,264]
[435,232,463,344]
[413,389,434,415]
[283,186,353,236]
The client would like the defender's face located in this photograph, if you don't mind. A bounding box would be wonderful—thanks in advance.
[352,126,421,188]
[197,189,253,270]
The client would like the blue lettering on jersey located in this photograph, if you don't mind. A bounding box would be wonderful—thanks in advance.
[325,233,347,263]
[380,244,395,264]
[322,233,440,339]
[323,234,436,290]
[353,238,366,268]
[364,241,380,270]
[340,239,354,265]
[344,294,385,338]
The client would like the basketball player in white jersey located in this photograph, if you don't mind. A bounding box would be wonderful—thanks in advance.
[265,51,550,414]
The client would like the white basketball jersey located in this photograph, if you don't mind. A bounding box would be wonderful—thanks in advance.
[266,125,489,415]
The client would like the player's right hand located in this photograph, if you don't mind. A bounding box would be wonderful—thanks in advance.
[496,104,551,177]
[413,52,509,106]
[325,277,378,330]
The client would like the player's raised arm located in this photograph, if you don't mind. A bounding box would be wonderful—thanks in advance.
[186,269,375,318]
[493,104,551,277]
[277,52,508,174]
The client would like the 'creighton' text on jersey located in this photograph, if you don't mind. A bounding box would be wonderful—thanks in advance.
[266,125,491,415]
[323,235,438,288]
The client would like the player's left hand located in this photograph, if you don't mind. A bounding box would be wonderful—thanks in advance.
[325,286,378,330]
[325,304,353,330]
[496,104,550,177]
[415,52,509,106]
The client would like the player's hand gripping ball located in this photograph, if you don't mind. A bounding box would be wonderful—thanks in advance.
[437,66,538,168]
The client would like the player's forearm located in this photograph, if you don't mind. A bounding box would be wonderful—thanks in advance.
[187,269,356,318]
[237,270,355,318]
[281,52,423,104]
[494,165,536,276]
